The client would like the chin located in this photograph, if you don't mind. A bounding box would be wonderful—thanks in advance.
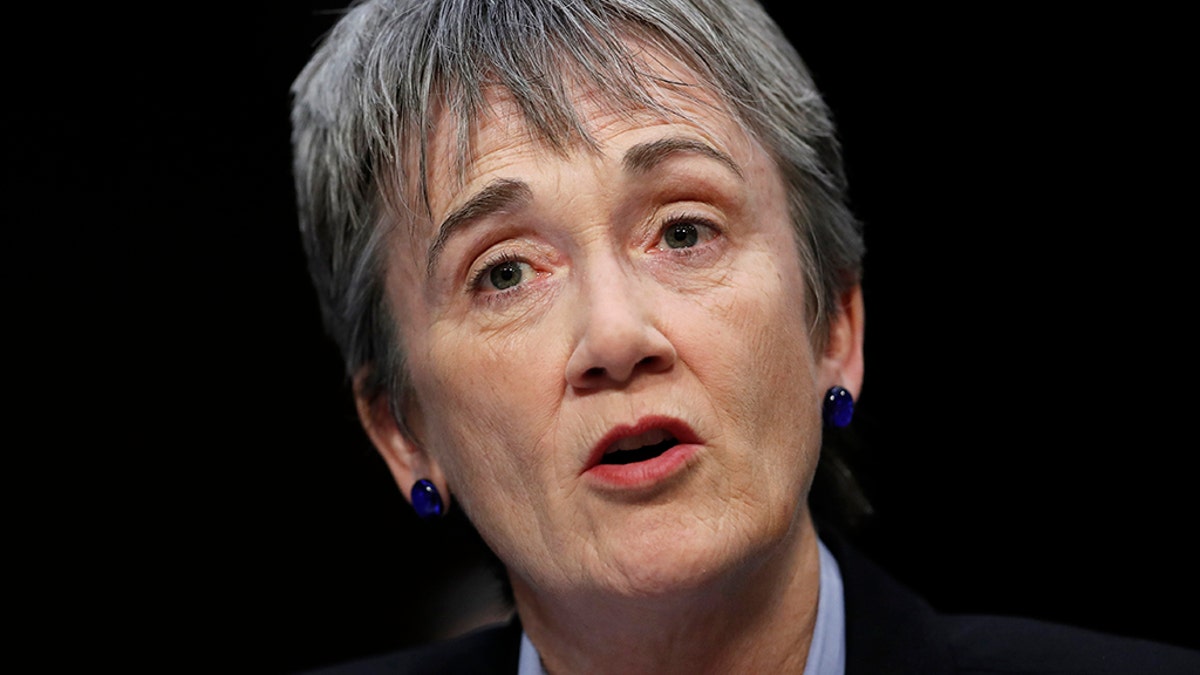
[585,502,802,600]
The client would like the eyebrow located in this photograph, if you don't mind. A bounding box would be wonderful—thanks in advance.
[426,178,533,278]
[425,137,742,277]
[622,136,743,179]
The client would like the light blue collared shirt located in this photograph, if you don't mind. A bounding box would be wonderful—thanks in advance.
[517,538,846,674]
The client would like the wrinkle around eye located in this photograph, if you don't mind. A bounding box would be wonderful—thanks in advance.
[433,225,550,290]
[460,239,561,315]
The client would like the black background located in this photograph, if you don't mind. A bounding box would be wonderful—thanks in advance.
[12,3,1195,672]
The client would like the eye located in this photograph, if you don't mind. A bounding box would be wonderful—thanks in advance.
[656,217,717,250]
[663,222,699,248]
[473,256,535,292]
[489,260,525,289]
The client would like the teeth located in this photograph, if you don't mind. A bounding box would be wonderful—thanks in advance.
[608,428,672,453]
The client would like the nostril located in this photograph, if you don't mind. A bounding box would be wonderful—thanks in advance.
[585,366,606,378]
[636,355,670,374]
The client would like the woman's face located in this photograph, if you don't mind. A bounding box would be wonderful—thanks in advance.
[368,52,862,602]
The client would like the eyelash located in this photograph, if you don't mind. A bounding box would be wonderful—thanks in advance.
[469,250,522,291]
[655,213,721,252]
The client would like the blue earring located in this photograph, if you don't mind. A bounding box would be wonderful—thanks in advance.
[411,479,444,520]
[823,386,854,428]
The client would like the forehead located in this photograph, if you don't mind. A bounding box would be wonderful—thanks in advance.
[417,42,762,225]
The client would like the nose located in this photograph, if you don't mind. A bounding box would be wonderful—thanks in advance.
[565,263,677,389]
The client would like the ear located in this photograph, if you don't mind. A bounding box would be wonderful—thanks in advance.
[353,369,451,513]
[818,283,866,400]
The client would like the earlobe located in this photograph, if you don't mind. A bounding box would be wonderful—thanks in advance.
[353,369,450,515]
[820,283,865,400]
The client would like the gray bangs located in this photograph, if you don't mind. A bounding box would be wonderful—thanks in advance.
[387,0,743,218]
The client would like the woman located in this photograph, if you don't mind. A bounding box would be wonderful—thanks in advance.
[289,1,1198,672]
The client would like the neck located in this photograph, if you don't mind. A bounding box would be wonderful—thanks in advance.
[512,513,822,675]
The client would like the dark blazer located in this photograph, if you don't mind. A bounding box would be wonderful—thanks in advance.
[306,530,1200,674]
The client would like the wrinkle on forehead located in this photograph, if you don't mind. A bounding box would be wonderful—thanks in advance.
[413,40,748,227]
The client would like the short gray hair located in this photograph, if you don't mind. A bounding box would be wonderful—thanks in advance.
[290,0,864,409]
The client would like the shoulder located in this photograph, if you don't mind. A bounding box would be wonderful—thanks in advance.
[298,619,521,675]
[818,524,1200,675]
[940,613,1200,674]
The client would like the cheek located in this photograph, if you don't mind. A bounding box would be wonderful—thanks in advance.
[750,257,822,427]
[671,246,822,506]
[406,329,582,575]
[683,250,816,415]
[410,324,567,490]
[423,321,552,410]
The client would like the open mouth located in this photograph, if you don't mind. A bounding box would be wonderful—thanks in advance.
[584,416,700,487]
[599,428,679,466]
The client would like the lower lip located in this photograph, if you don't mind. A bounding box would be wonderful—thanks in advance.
[583,443,700,490]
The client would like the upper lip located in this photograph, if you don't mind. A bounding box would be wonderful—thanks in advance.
[583,415,701,472]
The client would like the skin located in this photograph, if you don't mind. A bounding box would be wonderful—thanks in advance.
[357,45,864,674]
